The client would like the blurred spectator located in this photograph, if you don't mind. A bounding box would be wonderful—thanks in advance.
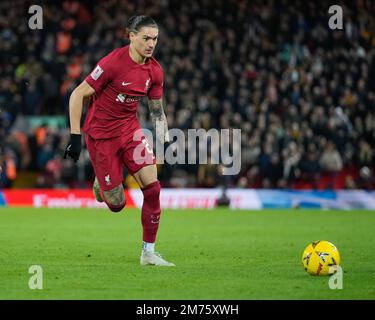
[319,141,343,173]
[357,166,375,190]
[0,148,17,188]
[299,143,321,187]
[197,158,219,188]
[358,140,374,167]
[344,175,357,189]
[283,142,301,182]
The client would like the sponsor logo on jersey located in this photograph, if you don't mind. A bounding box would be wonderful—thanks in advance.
[116,93,141,103]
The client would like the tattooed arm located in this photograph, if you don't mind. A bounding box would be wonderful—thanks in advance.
[148,98,170,143]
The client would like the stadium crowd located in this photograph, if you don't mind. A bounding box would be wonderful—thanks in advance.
[0,0,374,189]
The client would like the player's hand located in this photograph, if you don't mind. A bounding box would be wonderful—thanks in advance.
[63,134,82,162]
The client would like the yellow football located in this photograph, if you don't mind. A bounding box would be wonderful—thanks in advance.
[302,240,341,276]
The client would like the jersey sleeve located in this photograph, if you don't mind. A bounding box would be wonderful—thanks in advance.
[85,52,114,92]
[147,64,164,100]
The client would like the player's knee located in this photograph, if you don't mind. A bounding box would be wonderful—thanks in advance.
[103,185,126,212]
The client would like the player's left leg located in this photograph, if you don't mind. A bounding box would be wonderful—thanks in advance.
[132,164,175,267]
[85,134,126,213]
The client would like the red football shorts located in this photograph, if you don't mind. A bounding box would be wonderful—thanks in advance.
[85,132,156,191]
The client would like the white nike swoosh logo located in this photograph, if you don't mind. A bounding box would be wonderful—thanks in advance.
[122,82,132,86]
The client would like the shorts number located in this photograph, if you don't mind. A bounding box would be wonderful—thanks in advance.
[141,138,153,154]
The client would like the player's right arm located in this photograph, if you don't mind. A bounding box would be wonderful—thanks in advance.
[69,80,95,134]
[63,80,95,162]
[64,52,114,162]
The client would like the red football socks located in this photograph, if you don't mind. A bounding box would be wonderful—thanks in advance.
[141,180,161,243]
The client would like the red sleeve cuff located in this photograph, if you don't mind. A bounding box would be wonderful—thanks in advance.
[85,75,100,92]
[147,94,162,100]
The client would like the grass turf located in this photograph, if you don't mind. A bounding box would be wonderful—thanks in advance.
[0,207,374,300]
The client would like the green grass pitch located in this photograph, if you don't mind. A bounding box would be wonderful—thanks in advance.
[0,207,374,300]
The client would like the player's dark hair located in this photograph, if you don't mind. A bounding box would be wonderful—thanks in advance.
[126,15,158,37]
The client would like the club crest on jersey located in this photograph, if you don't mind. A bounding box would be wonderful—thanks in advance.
[104,174,112,186]
[145,78,150,91]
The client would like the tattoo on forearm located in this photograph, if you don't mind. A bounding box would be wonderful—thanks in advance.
[103,185,125,206]
[149,99,163,119]
[148,99,169,142]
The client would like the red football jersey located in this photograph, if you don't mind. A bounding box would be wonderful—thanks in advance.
[83,45,163,139]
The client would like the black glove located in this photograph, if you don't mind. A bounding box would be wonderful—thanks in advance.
[63,134,82,162]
